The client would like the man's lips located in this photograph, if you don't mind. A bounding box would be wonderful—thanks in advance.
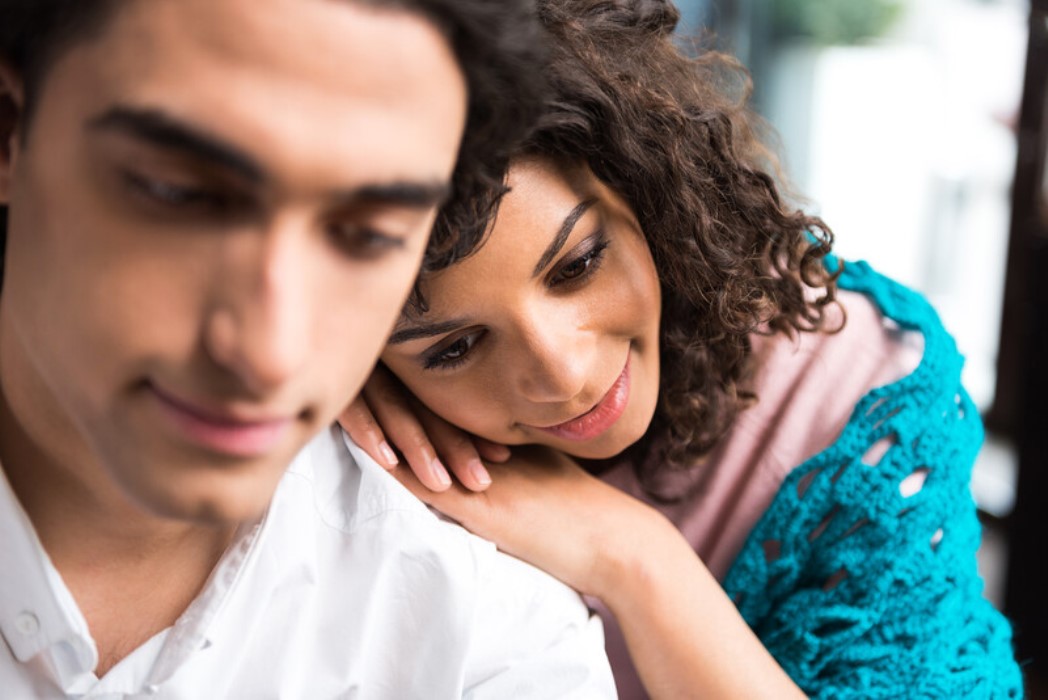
[148,383,294,457]
[529,355,631,442]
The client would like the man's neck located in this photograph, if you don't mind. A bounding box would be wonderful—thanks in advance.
[0,372,238,677]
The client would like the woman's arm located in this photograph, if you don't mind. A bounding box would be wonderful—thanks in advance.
[390,446,806,699]
[607,502,806,699]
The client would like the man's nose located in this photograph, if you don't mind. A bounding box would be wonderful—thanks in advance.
[204,221,314,396]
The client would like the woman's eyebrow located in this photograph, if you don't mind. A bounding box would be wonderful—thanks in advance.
[531,198,597,277]
[388,318,469,345]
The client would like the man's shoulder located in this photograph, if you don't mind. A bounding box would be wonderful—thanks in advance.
[283,425,438,532]
[278,426,585,604]
[278,426,502,589]
[250,427,616,697]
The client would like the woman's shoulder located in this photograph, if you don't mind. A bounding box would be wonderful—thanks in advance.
[740,262,930,478]
[739,260,982,537]
[724,259,990,610]
[721,260,985,580]
[721,264,1020,698]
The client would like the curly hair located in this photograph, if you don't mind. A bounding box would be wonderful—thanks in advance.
[430,0,842,496]
[0,0,547,280]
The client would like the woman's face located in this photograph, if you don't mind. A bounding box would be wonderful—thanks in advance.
[381,158,661,460]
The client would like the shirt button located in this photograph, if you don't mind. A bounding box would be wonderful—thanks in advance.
[14,611,40,636]
[143,684,161,695]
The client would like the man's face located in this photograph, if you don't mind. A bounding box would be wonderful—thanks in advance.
[0,0,467,522]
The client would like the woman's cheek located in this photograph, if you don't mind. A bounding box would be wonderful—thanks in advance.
[420,380,512,442]
[598,273,652,335]
[618,252,661,334]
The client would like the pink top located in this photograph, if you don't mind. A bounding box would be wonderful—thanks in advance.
[590,289,925,698]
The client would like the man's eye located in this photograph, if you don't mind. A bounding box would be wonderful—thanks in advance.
[328,223,406,260]
[125,172,226,209]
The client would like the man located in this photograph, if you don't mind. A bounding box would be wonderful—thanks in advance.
[0,0,615,696]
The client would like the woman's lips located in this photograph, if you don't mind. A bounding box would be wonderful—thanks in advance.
[532,356,631,442]
[149,384,293,458]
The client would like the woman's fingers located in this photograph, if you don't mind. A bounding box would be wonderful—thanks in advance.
[340,365,497,492]
[416,410,493,491]
[362,369,454,491]
[474,438,512,463]
[364,365,496,492]
[338,395,399,469]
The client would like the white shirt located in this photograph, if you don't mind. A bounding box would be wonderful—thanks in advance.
[0,427,616,699]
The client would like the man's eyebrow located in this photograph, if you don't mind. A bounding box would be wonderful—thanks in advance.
[532,198,597,277]
[87,106,451,208]
[388,318,469,345]
[87,106,265,183]
[348,180,452,209]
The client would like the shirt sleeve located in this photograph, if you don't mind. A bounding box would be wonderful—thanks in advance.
[460,538,618,699]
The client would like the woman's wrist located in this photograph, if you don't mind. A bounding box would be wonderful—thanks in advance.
[589,501,690,609]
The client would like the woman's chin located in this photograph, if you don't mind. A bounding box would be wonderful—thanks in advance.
[553,422,649,461]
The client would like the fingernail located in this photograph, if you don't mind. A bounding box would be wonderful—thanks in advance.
[491,445,511,461]
[431,458,452,488]
[469,459,492,486]
[379,441,398,468]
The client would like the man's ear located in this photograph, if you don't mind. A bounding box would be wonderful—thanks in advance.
[0,61,25,205]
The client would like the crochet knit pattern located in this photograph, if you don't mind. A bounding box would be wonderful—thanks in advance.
[722,260,1023,698]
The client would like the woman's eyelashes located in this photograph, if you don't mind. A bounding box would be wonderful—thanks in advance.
[423,330,484,370]
[548,231,610,288]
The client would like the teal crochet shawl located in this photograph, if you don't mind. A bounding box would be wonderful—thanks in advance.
[722,261,1023,698]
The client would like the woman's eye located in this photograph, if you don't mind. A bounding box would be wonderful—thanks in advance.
[551,239,609,286]
[559,256,592,280]
[423,332,481,370]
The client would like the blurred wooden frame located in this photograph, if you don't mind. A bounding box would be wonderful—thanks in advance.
[991,0,1048,690]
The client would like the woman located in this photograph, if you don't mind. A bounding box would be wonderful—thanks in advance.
[341,1,1023,697]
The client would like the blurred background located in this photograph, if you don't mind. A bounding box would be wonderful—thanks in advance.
[672,0,1046,694]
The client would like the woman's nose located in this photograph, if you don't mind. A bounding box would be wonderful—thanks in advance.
[512,316,593,405]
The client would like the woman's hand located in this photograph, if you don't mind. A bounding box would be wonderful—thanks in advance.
[387,444,668,601]
[338,364,510,492]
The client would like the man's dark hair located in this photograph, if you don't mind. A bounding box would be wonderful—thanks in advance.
[0,0,548,276]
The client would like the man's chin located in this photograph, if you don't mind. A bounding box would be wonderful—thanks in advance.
[138,475,279,525]
[107,448,294,526]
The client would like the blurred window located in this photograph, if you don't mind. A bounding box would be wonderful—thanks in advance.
[678,0,1029,517]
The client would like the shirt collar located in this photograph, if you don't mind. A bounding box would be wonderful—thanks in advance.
[0,458,278,694]
[0,464,98,689]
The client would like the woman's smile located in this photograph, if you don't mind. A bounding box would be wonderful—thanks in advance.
[525,353,631,442]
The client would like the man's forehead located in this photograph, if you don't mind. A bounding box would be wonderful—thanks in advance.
[87,0,462,97]
[47,0,467,188]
